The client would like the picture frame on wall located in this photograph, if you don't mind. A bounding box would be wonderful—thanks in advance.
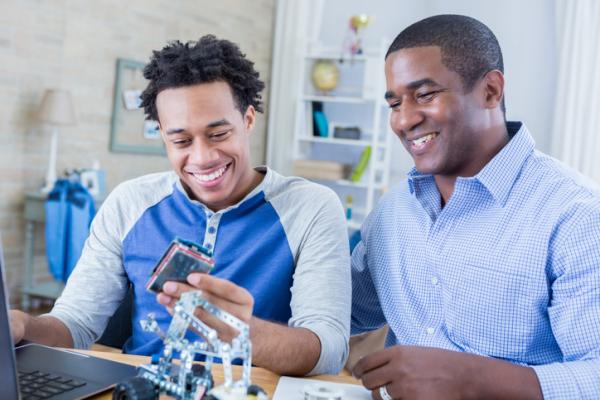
[109,58,165,155]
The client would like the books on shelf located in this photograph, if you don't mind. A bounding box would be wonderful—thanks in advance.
[293,159,350,181]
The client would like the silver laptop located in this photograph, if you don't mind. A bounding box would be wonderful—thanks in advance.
[0,233,137,399]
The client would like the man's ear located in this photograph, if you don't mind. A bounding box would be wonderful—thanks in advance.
[482,69,505,110]
[244,105,256,131]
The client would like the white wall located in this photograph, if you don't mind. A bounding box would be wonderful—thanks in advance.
[316,0,558,183]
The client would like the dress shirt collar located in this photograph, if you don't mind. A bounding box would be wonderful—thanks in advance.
[407,121,535,206]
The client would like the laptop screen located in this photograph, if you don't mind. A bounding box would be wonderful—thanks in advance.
[0,234,21,399]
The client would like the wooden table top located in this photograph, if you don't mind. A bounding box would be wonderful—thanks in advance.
[80,349,360,399]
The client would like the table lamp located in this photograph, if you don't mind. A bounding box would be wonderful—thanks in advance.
[37,89,76,192]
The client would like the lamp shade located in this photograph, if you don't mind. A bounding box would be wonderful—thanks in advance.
[37,89,76,125]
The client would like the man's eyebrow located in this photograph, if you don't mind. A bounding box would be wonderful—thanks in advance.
[384,78,440,100]
[406,78,439,90]
[165,128,185,135]
[206,119,231,129]
[164,119,232,135]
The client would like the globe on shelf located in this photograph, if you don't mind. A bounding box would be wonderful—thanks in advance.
[311,60,339,94]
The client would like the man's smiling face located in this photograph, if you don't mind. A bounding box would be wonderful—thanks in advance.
[385,46,489,179]
[156,81,257,211]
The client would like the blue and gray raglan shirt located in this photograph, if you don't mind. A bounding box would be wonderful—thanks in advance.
[48,167,351,374]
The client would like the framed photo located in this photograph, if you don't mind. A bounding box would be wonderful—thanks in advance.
[109,58,166,155]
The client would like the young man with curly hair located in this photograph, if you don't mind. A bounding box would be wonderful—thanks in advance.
[10,36,350,376]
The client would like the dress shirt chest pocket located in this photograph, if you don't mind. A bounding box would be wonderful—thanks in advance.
[443,262,540,360]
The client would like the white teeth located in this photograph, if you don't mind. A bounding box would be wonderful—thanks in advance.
[194,165,227,182]
[412,133,437,146]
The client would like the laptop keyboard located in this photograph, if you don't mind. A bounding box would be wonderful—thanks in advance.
[18,370,86,400]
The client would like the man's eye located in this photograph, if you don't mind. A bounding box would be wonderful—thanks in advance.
[417,91,438,101]
[389,102,401,110]
[211,131,230,140]
[172,139,191,146]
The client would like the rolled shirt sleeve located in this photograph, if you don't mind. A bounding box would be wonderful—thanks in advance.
[531,203,600,398]
[284,186,351,375]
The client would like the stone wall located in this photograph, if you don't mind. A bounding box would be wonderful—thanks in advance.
[0,0,276,305]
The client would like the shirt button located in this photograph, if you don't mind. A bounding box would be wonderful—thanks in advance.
[431,277,439,285]
[205,243,213,249]
[426,327,435,335]
[208,226,216,234]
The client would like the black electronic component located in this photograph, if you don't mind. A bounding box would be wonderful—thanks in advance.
[145,238,215,293]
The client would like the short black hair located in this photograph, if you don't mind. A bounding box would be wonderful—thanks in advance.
[387,15,504,98]
[140,35,265,121]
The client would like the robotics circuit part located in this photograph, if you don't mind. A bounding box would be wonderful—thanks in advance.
[116,239,266,399]
[113,291,267,399]
[146,238,215,293]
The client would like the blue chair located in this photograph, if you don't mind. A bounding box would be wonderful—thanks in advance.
[96,284,133,349]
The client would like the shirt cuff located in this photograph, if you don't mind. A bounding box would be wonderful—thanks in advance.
[302,321,349,376]
[532,359,600,399]
[44,309,93,349]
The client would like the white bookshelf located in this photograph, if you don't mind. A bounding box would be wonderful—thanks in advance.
[292,40,392,230]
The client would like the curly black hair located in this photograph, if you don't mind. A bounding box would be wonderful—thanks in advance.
[140,35,265,121]
[387,15,505,113]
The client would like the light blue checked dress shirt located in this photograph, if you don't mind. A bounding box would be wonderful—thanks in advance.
[351,122,600,398]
